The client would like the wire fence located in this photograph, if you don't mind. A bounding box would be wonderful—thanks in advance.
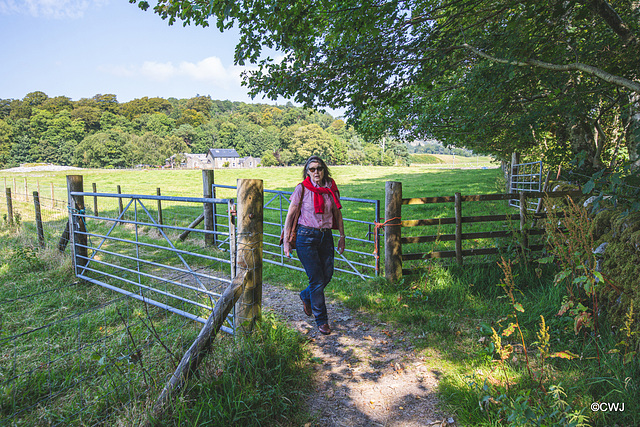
[0,184,239,425]
[1,280,203,425]
[1,173,376,424]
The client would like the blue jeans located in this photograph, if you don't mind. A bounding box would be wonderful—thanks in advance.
[296,225,335,326]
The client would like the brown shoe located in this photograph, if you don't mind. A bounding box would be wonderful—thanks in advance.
[318,324,331,335]
[300,294,312,317]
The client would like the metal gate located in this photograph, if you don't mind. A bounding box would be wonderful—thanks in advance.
[212,184,381,280]
[509,160,544,210]
[68,189,237,334]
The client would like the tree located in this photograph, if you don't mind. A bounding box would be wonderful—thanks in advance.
[288,123,335,164]
[10,135,33,166]
[260,151,278,166]
[41,96,74,114]
[133,0,640,169]
[75,130,131,168]
[0,99,11,119]
[29,110,85,165]
[23,91,48,107]
[0,119,12,166]
[93,94,119,113]
[120,96,173,120]
[177,108,207,127]
[185,95,213,118]
[71,105,102,132]
[136,112,176,136]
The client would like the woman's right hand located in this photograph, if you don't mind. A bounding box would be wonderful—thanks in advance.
[283,241,292,258]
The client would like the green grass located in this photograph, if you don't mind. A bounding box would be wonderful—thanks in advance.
[4,165,636,426]
[0,223,312,426]
[326,257,639,426]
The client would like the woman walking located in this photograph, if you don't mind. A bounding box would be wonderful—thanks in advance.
[282,156,345,335]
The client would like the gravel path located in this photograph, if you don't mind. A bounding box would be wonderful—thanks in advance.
[262,282,456,427]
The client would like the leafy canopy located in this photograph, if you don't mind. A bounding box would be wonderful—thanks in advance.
[131,0,640,168]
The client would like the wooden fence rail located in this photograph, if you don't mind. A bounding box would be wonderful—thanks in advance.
[384,181,582,281]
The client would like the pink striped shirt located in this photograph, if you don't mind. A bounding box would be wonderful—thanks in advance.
[290,182,338,229]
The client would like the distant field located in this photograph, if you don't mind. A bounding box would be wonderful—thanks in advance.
[410,154,444,164]
[0,163,502,202]
[411,153,496,166]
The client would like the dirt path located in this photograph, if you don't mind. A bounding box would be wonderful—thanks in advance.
[262,282,456,427]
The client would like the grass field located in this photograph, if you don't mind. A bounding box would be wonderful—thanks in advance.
[2,164,637,426]
[410,153,495,166]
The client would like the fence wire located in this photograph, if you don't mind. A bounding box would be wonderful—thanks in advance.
[0,184,237,425]
[0,271,205,425]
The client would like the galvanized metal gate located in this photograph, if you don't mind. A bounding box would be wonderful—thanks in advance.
[212,184,381,280]
[509,160,544,210]
[67,188,237,334]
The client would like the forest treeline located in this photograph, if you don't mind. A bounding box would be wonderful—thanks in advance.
[0,92,410,169]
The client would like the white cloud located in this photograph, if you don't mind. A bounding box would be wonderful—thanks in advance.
[104,56,252,89]
[0,0,104,18]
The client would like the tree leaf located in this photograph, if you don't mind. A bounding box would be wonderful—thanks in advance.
[549,351,578,359]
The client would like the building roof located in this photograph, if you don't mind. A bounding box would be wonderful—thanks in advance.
[208,148,240,158]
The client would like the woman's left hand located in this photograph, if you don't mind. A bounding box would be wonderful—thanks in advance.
[337,235,346,254]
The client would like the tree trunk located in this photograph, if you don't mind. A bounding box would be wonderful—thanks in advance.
[625,93,640,168]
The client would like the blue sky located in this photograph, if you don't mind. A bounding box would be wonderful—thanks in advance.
[0,0,339,113]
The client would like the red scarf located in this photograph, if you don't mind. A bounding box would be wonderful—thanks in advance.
[301,177,342,213]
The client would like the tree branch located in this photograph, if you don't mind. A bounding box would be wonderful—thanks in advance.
[579,0,638,46]
[460,43,640,94]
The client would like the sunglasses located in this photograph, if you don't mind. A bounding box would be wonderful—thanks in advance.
[308,166,323,173]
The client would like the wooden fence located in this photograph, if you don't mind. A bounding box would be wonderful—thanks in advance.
[384,180,581,281]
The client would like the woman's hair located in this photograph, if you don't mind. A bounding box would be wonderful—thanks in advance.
[302,155,332,185]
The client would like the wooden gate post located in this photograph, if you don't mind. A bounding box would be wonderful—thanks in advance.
[385,181,402,282]
[67,175,88,269]
[454,192,463,265]
[156,188,163,225]
[202,169,215,247]
[92,183,99,216]
[5,188,13,225]
[117,185,124,221]
[228,199,237,279]
[234,179,263,334]
[520,192,528,254]
[33,191,45,247]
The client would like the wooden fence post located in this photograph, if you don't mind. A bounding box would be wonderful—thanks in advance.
[117,185,124,221]
[5,188,13,225]
[156,188,163,225]
[50,182,55,208]
[92,183,99,216]
[58,222,70,252]
[228,199,236,279]
[234,179,263,334]
[24,178,28,202]
[33,191,45,247]
[520,191,528,253]
[203,169,215,247]
[454,192,463,265]
[375,199,381,276]
[384,181,402,282]
[67,175,88,269]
